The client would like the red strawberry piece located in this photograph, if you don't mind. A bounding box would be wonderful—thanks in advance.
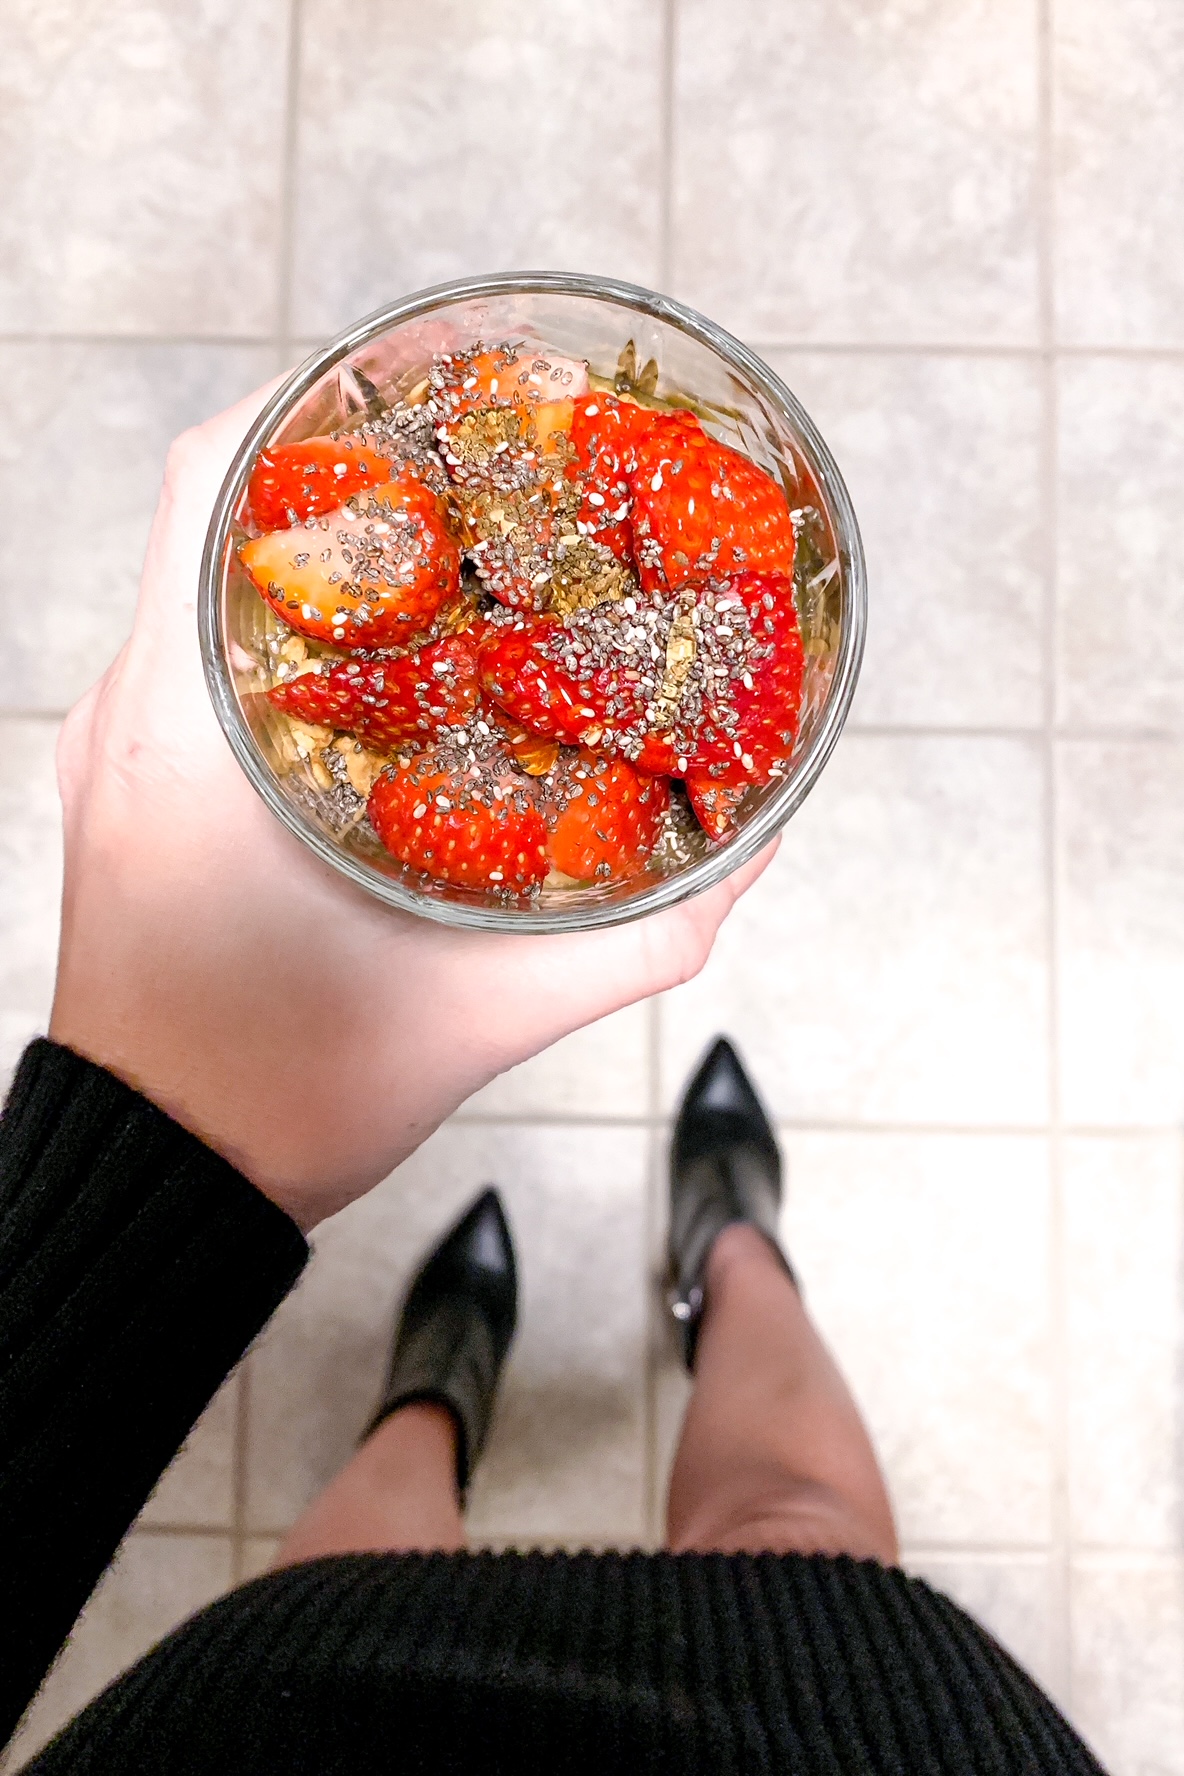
[368,751,547,891]
[246,436,392,531]
[684,764,751,841]
[430,344,588,425]
[479,572,803,798]
[477,619,621,746]
[267,634,480,750]
[540,749,669,884]
[241,470,461,647]
[567,393,675,561]
[630,424,796,594]
[633,572,805,780]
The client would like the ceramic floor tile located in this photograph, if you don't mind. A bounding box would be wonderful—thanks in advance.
[672,0,1039,345]
[767,351,1044,728]
[0,343,276,713]
[1055,0,1184,347]
[1056,358,1184,733]
[1063,1133,1184,1551]
[246,1124,651,1548]
[8,1532,234,1766]
[659,735,1049,1125]
[778,1130,1053,1548]
[460,1004,651,1120]
[903,1553,1060,1701]
[137,1373,240,1532]
[0,719,61,1091]
[0,4,288,335]
[292,0,663,337]
[1058,740,1184,1126]
[238,1537,282,1583]
[1069,1556,1184,1775]
[651,1133,1054,1552]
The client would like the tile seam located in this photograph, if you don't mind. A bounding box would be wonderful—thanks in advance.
[3,336,1184,360]
[133,1520,1174,1550]
[446,1113,1181,1136]
[644,998,664,1546]
[275,0,304,351]
[230,1360,252,1584]
[1036,0,1072,1711]
[657,0,677,292]
[0,334,283,348]
[3,334,1184,361]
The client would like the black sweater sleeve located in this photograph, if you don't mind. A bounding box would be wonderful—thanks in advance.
[0,1039,309,1748]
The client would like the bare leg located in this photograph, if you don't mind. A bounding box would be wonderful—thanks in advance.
[273,1401,466,1567]
[666,1224,898,1561]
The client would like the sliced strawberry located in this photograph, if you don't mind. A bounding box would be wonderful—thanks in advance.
[241,470,461,647]
[479,571,803,787]
[630,425,796,594]
[478,619,625,746]
[430,344,588,424]
[267,634,480,750]
[684,763,751,841]
[567,393,673,561]
[540,749,669,883]
[246,436,392,531]
[633,571,805,779]
[428,345,588,610]
[368,751,547,890]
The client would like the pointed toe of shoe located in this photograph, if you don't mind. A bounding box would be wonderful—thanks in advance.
[672,1036,781,1178]
[667,1038,787,1367]
[369,1187,519,1491]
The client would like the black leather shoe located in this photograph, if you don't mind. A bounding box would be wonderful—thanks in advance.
[365,1187,517,1495]
[668,1036,793,1367]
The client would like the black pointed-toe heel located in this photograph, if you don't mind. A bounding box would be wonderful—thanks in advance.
[668,1036,794,1368]
[364,1187,517,1495]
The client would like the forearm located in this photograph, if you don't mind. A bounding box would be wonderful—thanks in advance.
[0,1041,308,1747]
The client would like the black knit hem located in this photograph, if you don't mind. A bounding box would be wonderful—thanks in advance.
[21,1550,1106,1776]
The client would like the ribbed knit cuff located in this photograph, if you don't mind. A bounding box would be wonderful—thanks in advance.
[0,1039,309,1749]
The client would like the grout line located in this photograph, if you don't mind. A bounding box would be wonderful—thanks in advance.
[1035,0,1073,1713]
[274,0,304,351]
[129,1520,1184,1562]
[448,1110,1182,1137]
[230,1359,252,1584]
[649,994,667,1548]
[902,1542,1053,1562]
[134,1521,241,1540]
[657,0,677,291]
[845,724,1178,743]
[755,340,1184,361]
[2,331,1183,361]
[0,333,282,348]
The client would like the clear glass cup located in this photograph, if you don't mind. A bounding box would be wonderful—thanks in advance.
[199,271,866,933]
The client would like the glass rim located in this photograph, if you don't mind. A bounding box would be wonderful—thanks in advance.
[199,269,867,934]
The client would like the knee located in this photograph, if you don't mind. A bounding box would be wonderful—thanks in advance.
[668,1479,898,1565]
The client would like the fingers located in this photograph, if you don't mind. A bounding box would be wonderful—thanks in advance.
[160,371,292,498]
[522,835,782,1043]
[720,835,781,906]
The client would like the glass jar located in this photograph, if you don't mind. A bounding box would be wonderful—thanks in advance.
[199,271,866,933]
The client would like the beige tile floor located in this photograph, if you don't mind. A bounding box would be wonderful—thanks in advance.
[2,2,1184,1770]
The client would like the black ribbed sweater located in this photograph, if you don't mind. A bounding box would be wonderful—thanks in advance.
[0,1040,309,1748]
[0,1040,1105,1774]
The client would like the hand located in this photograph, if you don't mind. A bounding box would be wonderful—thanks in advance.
[50,382,777,1230]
